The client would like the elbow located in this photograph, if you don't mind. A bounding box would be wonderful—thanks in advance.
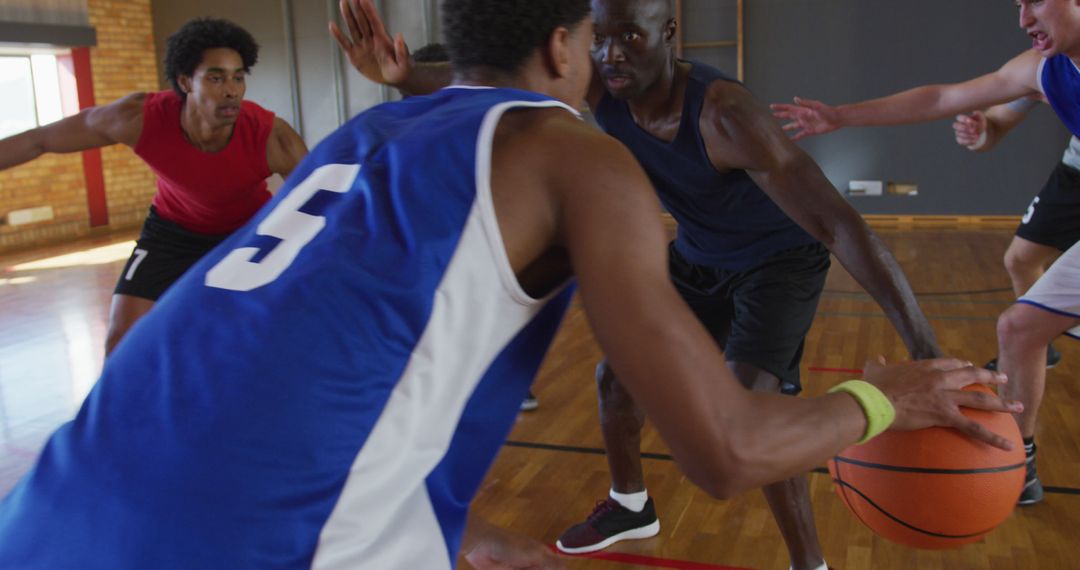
[672,437,754,501]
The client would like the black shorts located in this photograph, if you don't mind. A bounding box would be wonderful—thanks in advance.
[1015,161,1080,251]
[669,241,830,395]
[114,207,229,301]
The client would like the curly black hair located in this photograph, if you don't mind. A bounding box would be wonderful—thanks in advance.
[443,0,590,75]
[163,18,259,98]
[412,43,449,64]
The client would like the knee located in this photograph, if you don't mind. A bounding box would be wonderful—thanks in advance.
[1003,249,1029,277]
[595,360,643,422]
[595,359,621,396]
[997,305,1050,349]
[1004,245,1049,278]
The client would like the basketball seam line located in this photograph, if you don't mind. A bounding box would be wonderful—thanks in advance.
[831,479,1001,539]
[834,456,1026,475]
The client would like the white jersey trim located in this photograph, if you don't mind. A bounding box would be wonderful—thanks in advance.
[474,99,580,306]
[309,99,575,568]
[1037,57,1047,94]
[1019,241,1080,339]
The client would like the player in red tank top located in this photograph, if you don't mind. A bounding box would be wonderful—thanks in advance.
[0,18,308,355]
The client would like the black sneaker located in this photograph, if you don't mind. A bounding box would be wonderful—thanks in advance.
[1019,445,1045,506]
[985,343,1061,371]
[520,391,539,412]
[1047,343,1062,368]
[556,497,660,554]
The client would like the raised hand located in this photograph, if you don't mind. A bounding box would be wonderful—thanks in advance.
[953,111,988,150]
[862,356,1023,451]
[329,0,411,86]
[769,96,841,141]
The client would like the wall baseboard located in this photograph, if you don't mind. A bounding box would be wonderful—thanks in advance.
[862,215,1020,229]
[660,213,1020,232]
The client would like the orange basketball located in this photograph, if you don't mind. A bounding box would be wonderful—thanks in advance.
[827,384,1025,549]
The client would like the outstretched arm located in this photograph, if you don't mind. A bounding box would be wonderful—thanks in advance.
[330,0,451,96]
[266,117,308,178]
[770,50,1043,140]
[704,81,940,359]
[530,114,1018,499]
[953,96,1040,152]
[0,92,143,171]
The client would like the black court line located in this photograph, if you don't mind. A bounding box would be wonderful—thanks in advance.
[823,291,1012,306]
[818,311,998,322]
[503,441,1080,496]
[824,287,1013,297]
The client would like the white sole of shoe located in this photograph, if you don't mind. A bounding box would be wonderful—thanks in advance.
[555,519,661,554]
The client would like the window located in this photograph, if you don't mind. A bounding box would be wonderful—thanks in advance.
[0,49,70,139]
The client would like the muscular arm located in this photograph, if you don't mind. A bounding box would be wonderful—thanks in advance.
[772,50,1044,140]
[0,92,143,171]
[500,111,1013,499]
[705,81,940,359]
[539,116,868,495]
[266,117,308,178]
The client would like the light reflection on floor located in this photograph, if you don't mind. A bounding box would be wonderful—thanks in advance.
[0,236,131,495]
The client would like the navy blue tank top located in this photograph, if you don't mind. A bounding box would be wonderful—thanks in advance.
[594,62,818,270]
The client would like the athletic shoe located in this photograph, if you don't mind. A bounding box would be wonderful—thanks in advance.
[1047,343,1062,368]
[1019,447,1045,506]
[520,391,539,412]
[985,343,1061,371]
[556,497,660,554]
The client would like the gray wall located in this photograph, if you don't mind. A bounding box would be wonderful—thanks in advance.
[150,0,437,150]
[744,0,1071,215]
[0,0,89,26]
[148,0,1066,215]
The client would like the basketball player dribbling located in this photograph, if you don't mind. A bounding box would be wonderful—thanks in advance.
[0,1,1019,568]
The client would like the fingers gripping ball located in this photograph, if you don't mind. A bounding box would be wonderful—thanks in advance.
[827,385,1024,549]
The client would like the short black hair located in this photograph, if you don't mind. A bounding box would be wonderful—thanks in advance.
[164,18,259,98]
[412,43,449,64]
[443,0,590,75]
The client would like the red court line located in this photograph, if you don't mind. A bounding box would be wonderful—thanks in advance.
[807,366,864,375]
[552,546,752,570]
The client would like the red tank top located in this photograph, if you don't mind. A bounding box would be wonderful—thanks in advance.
[135,91,275,234]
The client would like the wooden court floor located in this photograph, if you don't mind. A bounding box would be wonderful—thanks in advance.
[1,228,1078,569]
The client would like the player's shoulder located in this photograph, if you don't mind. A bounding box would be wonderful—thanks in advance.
[701,77,757,116]
[499,106,636,174]
[105,91,151,115]
[87,92,149,145]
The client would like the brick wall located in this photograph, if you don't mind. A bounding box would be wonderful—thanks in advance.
[88,0,159,231]
[0,0,158,253]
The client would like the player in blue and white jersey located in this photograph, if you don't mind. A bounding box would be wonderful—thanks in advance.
[772,0,1080,506]
[952,97,1078,373]
[0,0,1017,568]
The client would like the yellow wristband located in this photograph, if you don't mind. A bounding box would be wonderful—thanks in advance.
[827,380,896,444]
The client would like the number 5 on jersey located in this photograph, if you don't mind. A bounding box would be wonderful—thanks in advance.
[206,163,361,292]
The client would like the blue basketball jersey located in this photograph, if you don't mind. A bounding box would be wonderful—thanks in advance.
[1041,54,1080,137]
[0,87,577,569]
